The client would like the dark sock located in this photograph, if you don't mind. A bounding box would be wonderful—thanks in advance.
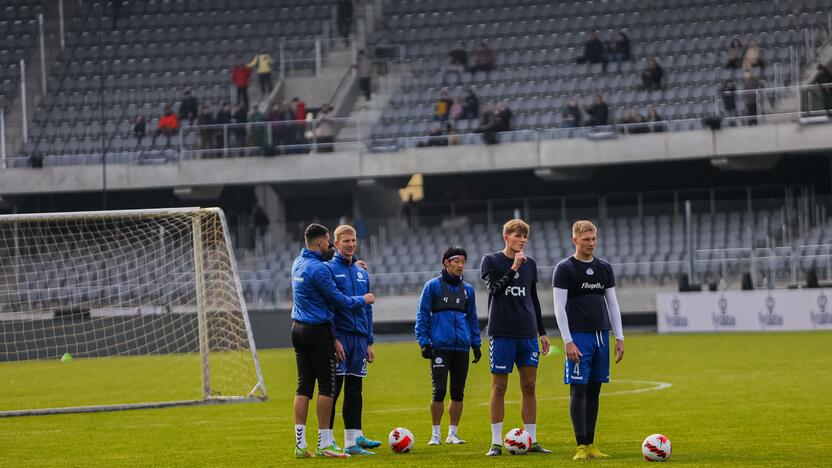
[328,375,344,430]
[586,382,602,445]
[570,384,588,445]
[343,375,363,430]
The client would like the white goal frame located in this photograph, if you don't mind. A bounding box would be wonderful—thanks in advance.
[0,207,267,417]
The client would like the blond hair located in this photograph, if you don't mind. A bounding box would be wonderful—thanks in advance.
[333,224,356,241]
[503,219,530,237]
[572,220,597,236]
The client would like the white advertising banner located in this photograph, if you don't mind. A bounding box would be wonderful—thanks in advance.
[656,289,832,333]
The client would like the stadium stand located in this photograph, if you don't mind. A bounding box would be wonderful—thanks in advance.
[371,0,829,143]
[12,0,333,166]
[232,209,832,306]
[0,2,46,104]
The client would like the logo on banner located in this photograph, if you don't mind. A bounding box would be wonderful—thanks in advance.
[664,296,688,328]
[712,295,736,328]
[809,293,832,327]
[758,294,784,328]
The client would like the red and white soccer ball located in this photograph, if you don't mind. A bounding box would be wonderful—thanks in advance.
[388,427,414,453]
[642,434,672,462]
[503,427,533,455]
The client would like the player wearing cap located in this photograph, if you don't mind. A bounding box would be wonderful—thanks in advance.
[415,246,482,446]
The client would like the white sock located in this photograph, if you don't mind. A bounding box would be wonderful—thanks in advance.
[525,424,537,443]
[432,425,440,437]
[318,429,332,449]
[345,429,358,448]
[449,425,459,437]
[491,422,503,446]
[295,424,306,449]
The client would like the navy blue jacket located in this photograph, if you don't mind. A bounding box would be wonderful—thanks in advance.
[415,275,481,352]
[290,248,366,325]
[327,252,374,344]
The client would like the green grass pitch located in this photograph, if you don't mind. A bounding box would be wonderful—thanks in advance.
[1,331,830,467]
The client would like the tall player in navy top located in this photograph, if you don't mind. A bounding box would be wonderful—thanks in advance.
[553,220,624,460]
[480,219,552,456]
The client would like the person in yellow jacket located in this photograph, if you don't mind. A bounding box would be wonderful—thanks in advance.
[248,50,273,95]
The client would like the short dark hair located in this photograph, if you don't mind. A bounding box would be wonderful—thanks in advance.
[442,245,467,263]
[304,223,329,244]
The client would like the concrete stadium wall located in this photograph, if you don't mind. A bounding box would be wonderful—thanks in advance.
[1,121,830,196]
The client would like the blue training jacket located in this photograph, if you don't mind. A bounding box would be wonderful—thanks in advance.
[290,248,366,325]
[327,252,374,344]
[415,276,481,352]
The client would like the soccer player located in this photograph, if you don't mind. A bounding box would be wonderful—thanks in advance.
[326,225,382,455]
[480,219,551,456]
[553,220,624,460]
[415,246,482,446]
[290,224,375,459]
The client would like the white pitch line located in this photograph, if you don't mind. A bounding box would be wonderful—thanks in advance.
[364,379,672,415]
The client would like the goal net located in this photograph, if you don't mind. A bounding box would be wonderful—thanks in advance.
[0,208,266,416]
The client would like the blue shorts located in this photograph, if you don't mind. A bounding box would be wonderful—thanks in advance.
[489,336,540,374]
[335,333,368,377]
[564,331,610,384]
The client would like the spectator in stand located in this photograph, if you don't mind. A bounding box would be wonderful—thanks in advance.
[178,89,198,126]
[248,50,274,95]
[215,102,232,148]
[249,106,267,153]
[645,106,665,132]
[336,0,353,45]
[743,39,763,71]
[314,103,335,153]
[587,95,609,126]
[356,49,372,101]
[197,105,215,150]
[469,42,496,73]
[742,71,761,125]
[480,101,512,144]
[434,89,453,121]
[268,103,286,149]
[462,88,479,120]
[811,63,832,116]
[614,31,631,62]
[132,116,146,145]
[620,110,647,134]
[725,36,743,68]
[418,124,450,147]
[641,57,663,90]
[580,31,605,64]
[231,103,248,148]
[445,42,468,83]
[152,105,179,148]
[293,97,307,149]
[232,62,252,110]
[561,99,583,128]
[450,97,464,121]
[721,79,738,120]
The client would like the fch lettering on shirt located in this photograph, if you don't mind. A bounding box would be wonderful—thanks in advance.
[553,256,615,332]
[481,251,539,338]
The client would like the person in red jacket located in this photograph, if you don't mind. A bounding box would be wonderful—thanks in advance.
[292,97,307,151]
[232,63,252,110]
[153,105,180,148]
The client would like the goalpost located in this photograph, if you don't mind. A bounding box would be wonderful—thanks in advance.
[0,208,267,417]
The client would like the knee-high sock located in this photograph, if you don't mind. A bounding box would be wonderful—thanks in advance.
[585,382,602,444]
[570,384,589,445]
[328,375,345,430]
[343,375,363,430]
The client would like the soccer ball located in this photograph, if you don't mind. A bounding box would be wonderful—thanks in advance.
[388,427,414,453]
[642,434,672,462]
[503,427,533,455]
